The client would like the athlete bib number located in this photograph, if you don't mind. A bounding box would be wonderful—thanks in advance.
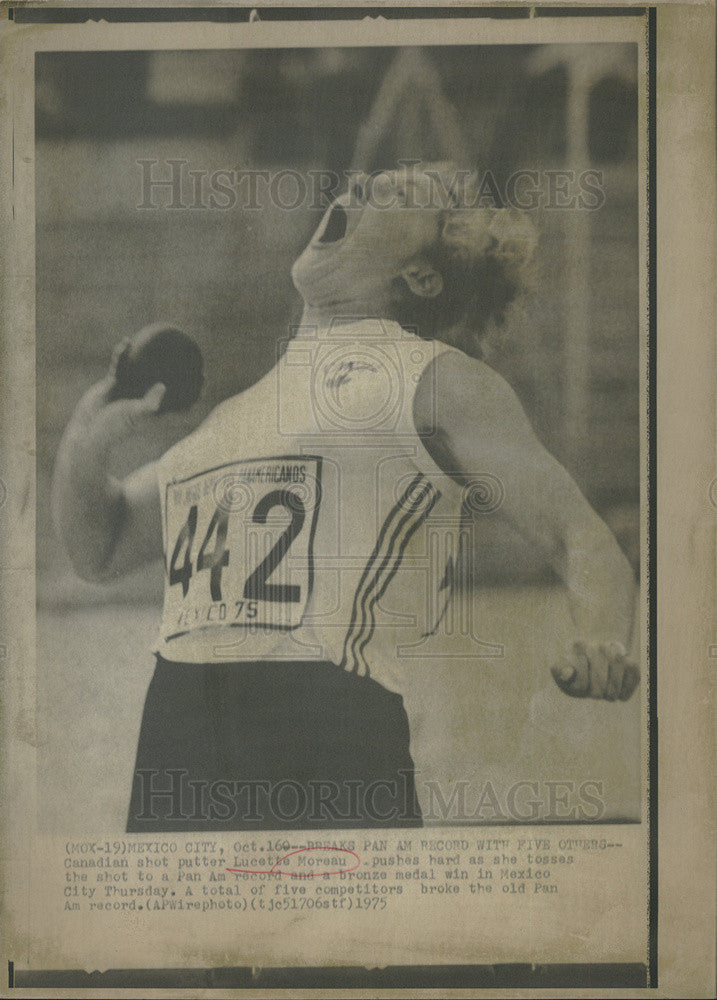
[161,456,322,637]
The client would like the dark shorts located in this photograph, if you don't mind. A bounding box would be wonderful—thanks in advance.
[127,656,422,832]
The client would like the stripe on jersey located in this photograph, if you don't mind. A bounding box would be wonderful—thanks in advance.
[339,473,423,673]
[354,487,440,672]
[341,474,441,676]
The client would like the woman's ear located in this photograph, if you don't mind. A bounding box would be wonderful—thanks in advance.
[400,260,444,299]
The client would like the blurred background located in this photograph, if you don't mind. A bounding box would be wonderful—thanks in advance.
[35,46,641,830]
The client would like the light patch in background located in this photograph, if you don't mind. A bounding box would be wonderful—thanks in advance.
[146,50,244,105]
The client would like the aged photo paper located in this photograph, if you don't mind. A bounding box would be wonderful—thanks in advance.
[0,2,714,996]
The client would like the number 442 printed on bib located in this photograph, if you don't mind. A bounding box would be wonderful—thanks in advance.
[161,456,322,637]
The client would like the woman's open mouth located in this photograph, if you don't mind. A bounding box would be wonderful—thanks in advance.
[316,203,348,244]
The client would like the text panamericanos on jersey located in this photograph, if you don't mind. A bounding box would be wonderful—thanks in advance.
[235,463,307,485]
[171,464,307,505]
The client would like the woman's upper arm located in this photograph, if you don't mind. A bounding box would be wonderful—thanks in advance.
[107,462,163,578]
[413,349,536,471]
[413,349,597,554]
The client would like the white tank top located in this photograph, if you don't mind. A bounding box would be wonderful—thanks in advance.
[153,319,466,695]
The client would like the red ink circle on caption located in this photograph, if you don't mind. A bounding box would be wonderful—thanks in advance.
[227,846,361,879]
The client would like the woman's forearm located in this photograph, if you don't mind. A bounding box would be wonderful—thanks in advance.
[562,520,637,651]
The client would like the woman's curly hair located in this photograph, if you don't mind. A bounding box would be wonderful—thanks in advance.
[391,204,538,356]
